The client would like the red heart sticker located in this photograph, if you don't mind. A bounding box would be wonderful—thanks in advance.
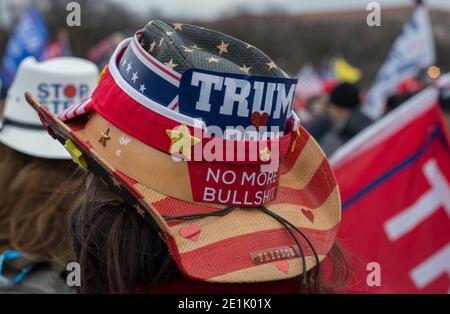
[251,112,270,130]
[301,208,315,223]
[179,224,202,242]
[276,261,289,274]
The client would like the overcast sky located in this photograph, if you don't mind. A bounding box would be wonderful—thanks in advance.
[109,0,450,20]
[1,0,450,25]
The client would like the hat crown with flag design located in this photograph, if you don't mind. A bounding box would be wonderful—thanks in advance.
[112,20,295,137]
[141,20,285,77]
[0,56,98,159]
[26,20,341,284]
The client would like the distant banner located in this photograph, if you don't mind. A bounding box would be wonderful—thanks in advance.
[41,40,65,60]
[363,5,436,120]
[295,64,323,101]
[332,84,450,293]
[87,33,124,66]
[42,33,72,60]
[334,58,362,84]
[0,7,48,87]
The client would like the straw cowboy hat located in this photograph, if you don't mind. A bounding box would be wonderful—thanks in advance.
[0,57,98,159]
[25,21,340,283]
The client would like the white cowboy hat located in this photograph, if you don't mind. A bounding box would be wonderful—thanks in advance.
[0,57,99,159]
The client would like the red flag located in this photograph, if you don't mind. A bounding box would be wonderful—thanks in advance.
[331,85,450,293]
[42,40,64,59]
[42,29,71,60]
[87,33,124,66]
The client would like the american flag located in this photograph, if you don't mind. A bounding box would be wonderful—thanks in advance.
[295,64,323,101]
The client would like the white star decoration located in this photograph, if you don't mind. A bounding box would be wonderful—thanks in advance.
[149,40,157,52]
[207,56,220,63]
[121,57,127,67]
[131,71,139,83]
[119,135,132,146]
[122,57,147,95]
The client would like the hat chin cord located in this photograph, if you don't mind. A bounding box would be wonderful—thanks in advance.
[163,205,321,293]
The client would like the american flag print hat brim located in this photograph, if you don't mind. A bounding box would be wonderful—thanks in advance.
[25,21,341,284]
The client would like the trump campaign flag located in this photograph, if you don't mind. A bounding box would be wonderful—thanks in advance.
[0,7,48,88]
[331,79,450,293]
[363,5,436,120]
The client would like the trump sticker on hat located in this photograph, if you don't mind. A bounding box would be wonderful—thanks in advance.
[178,68,297,135]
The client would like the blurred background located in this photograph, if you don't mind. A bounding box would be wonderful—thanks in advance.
[1,0,450,83]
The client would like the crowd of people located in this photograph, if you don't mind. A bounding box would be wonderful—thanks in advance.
[298,71,450,157]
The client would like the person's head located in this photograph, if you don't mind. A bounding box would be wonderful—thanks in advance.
[0,57,98,267]
[70,172,178,293]
[328,82,361,122]
[0,144,81,267]
[28,20,347,293]
[71,172,349,294]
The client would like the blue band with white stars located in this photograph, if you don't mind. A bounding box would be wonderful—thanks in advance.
[115,35,298,134]
[117,37,180,110]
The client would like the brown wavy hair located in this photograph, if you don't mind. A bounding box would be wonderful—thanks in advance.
[0,144,81,270]
[71,172,350,294]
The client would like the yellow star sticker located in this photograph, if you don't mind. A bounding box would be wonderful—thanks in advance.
[166,125,200,161]
[64,139,87,169]
[239,64,252,74]
[164,58,178,69]
[173,23,183,31]
[266,61,278,71]
[246,43,254,49]
[217,41,229,54]
[182,46,194,53]
[159,37,164,47]
[149,40,157,52]
[191,44,202,50]
[259,147,272,162]
[207,56,220,63]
